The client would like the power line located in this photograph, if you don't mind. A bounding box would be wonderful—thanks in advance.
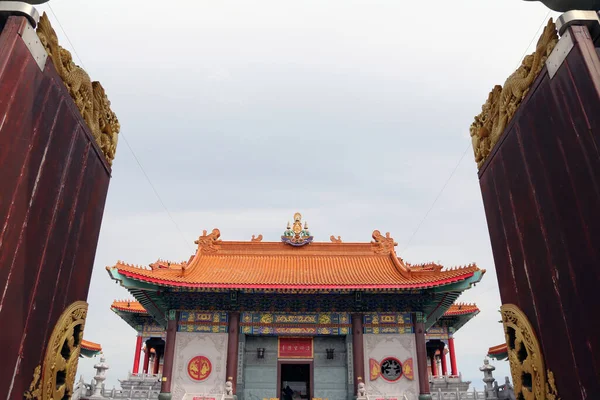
[44,5,193,252]
[401,143,471,253]
[400,9,553,255]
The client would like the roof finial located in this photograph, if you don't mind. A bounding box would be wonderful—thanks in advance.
[282,212,313,247]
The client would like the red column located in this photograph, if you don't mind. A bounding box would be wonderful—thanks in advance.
[226,312,240,394]
[430,353,438,376]
[413,313,431,399]
[352,313,365,392]
[143,346,151,374]
[448,337,458,376]
[133,335,143,374]
[160,311,179,397]
[439,344,447,376]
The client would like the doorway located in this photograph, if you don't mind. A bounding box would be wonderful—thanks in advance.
[278,362,313,400]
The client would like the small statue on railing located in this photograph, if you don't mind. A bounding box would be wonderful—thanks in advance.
[225,377,234,396]
[357,381,367,398]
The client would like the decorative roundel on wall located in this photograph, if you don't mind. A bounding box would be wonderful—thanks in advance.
[187,355,212,381]
[380,357,403,382]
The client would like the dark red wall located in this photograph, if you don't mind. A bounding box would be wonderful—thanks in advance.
[479,26,600,399]
[0,16,112,398]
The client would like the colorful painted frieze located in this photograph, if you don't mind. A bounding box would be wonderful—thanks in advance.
[240,312,351,336]
[363,312,414,334]
[241,312,350,325]
[177,311,229,332]
[425,326,448,340]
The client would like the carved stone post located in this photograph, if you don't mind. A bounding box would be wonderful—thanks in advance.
[89,355,109,399]
[413,312,432,400]
[480,359,497,400]
[159,310,178,400]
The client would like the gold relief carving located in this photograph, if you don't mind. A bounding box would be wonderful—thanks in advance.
[330,235,342,243]
[470,19,558,168]
[318,314,331,324]
[251,234,263,242]
[24,366,41,399]
[36,13,120,166]
[500,304,560,400]
[371,230,398,255]
[260,313,273,323]
[195,229,222,253]
[24,301,88,400]
[546,370,559,400]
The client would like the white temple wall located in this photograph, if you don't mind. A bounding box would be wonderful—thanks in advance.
[171,332,228,399]
[363,334,419,400]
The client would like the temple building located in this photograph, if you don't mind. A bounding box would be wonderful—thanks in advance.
[106,213,484,400]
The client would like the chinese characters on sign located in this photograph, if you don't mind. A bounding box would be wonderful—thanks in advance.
[278,337,314,358]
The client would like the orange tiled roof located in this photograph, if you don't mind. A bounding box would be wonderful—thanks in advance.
[443,303,480,316]
[107,230,483,290]
[488,343,508,355]
[111,299,148,313]
[81,339,102,352]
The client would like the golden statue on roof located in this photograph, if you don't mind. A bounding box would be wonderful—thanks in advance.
[282,212,313,246]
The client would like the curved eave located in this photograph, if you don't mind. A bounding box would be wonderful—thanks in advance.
[110,305,149,316]
[424,270,485,330]
[107,269,168,328]
[80,340,102,358]
[111,268,479,291]
[488,343,508,361]
[435,309,480,333]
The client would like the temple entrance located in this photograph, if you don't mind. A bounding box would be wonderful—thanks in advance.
[279,362,312,400]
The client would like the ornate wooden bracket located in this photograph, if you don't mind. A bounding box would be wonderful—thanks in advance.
[470,19,558,169]
[500,304,560,400]
[35,13,120,166]
[24,301,88,399]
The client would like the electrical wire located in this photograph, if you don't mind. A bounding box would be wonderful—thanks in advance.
[45,4,193,252]
[400,9,553,255]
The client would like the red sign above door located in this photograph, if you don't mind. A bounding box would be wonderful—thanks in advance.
[278,337,314,359]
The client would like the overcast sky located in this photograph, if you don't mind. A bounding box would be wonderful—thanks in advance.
[36,0,559,391]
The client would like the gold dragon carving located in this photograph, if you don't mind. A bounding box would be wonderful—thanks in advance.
[36,13,120,166]
[24,301,88,400]
[470,19,558,169]
[330,235,342,243]
[500,304,560,400]
[251,234,263,242]
[371,230,397,255]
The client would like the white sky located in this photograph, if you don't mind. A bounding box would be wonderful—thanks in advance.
[35,0,560,391]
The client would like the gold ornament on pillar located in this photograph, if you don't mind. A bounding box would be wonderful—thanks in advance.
[500,304,560,400]
[35,14,120,166]
[24,301,88,400]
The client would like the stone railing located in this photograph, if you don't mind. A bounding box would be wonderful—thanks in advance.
[182,394,226,400]
[431,389,486,400]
